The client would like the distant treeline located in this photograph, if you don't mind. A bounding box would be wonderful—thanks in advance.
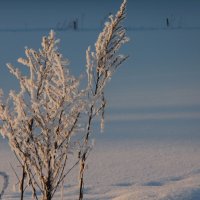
[0,26,200,33]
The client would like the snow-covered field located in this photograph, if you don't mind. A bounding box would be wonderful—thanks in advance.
[0,21,199,200]
[1,137,200,200]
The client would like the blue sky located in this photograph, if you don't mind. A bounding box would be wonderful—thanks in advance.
[0,0,200,139]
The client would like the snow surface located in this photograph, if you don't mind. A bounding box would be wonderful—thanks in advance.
[1,138,200,200]
[0,29,200,199]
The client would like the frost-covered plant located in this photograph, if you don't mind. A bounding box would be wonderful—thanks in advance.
[0,1,128,200]
[78,0,128,199]
[0,31,86,200]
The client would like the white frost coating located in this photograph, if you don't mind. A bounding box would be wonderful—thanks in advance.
[0,1,128,199]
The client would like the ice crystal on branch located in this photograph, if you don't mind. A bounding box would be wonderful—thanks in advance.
[85,0,128,133]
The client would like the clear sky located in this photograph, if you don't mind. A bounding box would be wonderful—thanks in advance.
[0,0,200,140]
